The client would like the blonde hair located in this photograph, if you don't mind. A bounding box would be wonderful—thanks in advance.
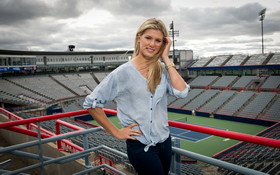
[133,18,168,94]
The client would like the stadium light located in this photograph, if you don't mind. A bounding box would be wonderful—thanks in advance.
[169,21,180,72]
[259,8,266,54]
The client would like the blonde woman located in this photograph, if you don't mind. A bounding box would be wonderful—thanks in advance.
[84,18,190,175]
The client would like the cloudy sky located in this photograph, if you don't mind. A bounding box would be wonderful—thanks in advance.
[0,0,279,57]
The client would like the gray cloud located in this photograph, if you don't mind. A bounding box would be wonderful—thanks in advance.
[0,0,279,57]
[92,0,172,17]
[0,0,91,25]
[176,3,269,39]
[0,0,48,25]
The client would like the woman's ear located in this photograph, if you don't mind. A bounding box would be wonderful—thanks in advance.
[137,34,141,42]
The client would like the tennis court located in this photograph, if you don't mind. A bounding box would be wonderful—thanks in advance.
[169,116,227,143]
[87,112,268,156]
[169,126,211,142]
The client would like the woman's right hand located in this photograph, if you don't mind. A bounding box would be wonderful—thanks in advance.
[114,123,142,140]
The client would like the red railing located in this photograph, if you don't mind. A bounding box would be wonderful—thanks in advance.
[1,108,280,149]
[168,120,280,149]
[55,120,85,152]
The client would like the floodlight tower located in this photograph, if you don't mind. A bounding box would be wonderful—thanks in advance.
[259,8,266,54]
[169,21,179,63]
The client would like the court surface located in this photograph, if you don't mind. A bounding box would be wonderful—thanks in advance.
[169,126,211,142]
[87,112,267,156]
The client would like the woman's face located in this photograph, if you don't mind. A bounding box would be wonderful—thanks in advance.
[138,29,164,59]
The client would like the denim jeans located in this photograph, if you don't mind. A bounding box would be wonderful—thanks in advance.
[126,136,172,175]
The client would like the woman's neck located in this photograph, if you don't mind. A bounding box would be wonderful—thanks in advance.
[132,56,151,79]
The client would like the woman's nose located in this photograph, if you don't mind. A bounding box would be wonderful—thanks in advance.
[149,40,155,47]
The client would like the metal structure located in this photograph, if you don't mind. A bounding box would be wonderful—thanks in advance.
[1,107,279,174]
[169,21,179,64]
[259,8,266,54]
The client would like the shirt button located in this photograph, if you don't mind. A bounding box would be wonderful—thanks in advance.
[151,96,153,98]
[150,121,152,123]
[150,108,152,110]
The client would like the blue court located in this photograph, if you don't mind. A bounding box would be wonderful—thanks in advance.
[168,120,227,142]
[169,126,211,142]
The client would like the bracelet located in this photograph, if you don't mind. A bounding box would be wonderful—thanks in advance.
[165,62,176,70]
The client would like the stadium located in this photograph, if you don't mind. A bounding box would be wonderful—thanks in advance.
[0,48,280,175]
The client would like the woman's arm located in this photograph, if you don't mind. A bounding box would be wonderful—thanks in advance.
[88,107,141,140]
[161,37,186,91]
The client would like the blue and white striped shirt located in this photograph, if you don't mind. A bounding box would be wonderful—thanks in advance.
[83,60,190,151]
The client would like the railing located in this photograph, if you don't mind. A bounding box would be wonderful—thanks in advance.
[1,107,279,174]
[1,108,279,149]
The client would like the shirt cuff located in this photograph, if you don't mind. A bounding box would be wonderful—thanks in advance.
[172,83,190,98]
[83,95,105,109]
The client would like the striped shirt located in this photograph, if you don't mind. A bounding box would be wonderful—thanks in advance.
[83,60,190,151]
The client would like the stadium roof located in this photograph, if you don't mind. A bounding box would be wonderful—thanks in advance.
[0,49,134,56]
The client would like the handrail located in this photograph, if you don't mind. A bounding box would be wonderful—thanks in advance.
[172,147,267,175]
[0,108,114,128]
[0,107,274,175]
[55,119,85,152]
[1,108,280,149]
[168,120,280,149]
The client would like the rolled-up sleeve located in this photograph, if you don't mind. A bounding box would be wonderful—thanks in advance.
[83,73,118,109]
[170,83,190,98]
[165,68,190,98]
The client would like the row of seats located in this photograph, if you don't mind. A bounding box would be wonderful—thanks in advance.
[199,90,236,113]
[0,91,33,105]
[1,73,278,108]
[238,92,276,118]
[169,89,279,121]
[0,79,52,104]
[0,72,105,105]
[188,75,280,90]
[6,76,75,100]
[191,53,279,67]
[216,91,255,116]
[263,98,280,121]
[216,124,280,175]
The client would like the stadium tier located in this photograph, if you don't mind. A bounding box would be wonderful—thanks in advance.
[231,76,259,90]
[191,56,213,67]
[188,76,219,87]
[211,76,238,89]
[1,51,280,174]
[216,91,255,116]
[206,55,231,67]
[169,89,204,109]
[267,53,280,65]
[237,92,277,118]
[198,90,236,114]
[182,89,220,111]
[260,76,280,90]
[224,55,248,66]
[263,98,280,122]
[244,53,270,65]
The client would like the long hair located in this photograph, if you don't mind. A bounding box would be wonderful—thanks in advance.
[133,18,168,94]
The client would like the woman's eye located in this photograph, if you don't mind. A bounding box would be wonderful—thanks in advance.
[156,39,162,43]
[145,36,152,40]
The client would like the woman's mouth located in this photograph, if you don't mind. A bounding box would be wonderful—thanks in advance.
[147,47,155,53]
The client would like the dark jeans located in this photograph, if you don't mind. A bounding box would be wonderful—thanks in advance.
[126,136,172,175]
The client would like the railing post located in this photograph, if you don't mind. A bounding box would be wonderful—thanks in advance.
[37,122,46,175]
[83,133,91,168]
[170,137,181,175]
[55,121,62,150]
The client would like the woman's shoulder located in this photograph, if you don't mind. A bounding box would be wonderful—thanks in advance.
[112,61,132,74]
[106,61,134,80]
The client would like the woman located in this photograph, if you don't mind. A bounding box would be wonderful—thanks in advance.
[83,18,190,175]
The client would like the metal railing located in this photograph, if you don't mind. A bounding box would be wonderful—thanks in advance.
[1,107,278,174]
